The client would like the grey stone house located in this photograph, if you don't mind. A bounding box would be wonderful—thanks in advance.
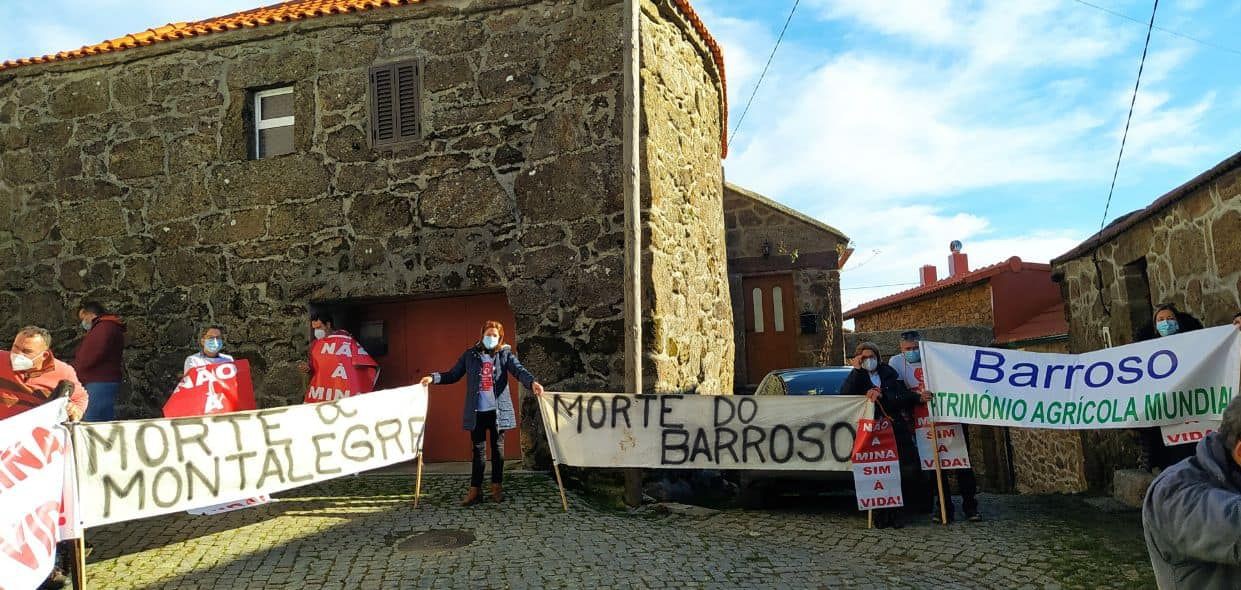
[722,182,850,389]
[0,0,734,464]
[1051,147,1241,493]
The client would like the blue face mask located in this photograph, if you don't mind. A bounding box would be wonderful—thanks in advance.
[204,337,224,354]
[903,349,921,364]
[482,335,499,350]
[1156,319,1179,337]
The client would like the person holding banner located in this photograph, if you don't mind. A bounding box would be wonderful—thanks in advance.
[184,324,234,372]
[890,330,980,522]
[840,341,926,527]
[1143,394,1241,589]
[298,310,380,403]
[420,320,545,506]
[1138,303,1203,472]
[2,326,88,421]
[1232,311,1241,331]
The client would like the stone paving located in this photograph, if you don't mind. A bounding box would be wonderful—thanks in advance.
[84,474,1155,589]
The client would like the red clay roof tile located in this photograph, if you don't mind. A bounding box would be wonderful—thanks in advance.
[843,256,1051,319]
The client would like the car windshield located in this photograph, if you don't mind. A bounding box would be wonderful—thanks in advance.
[781,370,850,396]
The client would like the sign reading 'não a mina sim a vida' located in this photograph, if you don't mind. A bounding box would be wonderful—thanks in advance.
[923,326,1241,429]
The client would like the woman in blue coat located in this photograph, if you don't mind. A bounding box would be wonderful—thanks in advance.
[421,320,545,506]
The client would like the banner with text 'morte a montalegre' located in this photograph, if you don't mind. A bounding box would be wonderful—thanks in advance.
[923,325,1241,429]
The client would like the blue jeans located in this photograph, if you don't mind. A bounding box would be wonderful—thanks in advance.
[83,382,120,421]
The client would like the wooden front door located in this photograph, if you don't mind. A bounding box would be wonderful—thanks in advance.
[743,274,797,385]
[362,293,520,463]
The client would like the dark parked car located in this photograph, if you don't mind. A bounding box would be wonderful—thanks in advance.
[739,366,858,507]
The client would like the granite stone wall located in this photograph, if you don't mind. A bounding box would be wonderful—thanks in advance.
[851,283,995,334]
[1053,156,1241,491]
[638,0,732,395]
[0,0,630,447]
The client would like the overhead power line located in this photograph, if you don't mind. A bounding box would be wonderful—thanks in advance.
[1070,0,1241,57]
[1100,0,1159,230]
[728,0,800,150]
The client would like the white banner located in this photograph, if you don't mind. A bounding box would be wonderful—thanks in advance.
[73,385,427,527]
[539,393,871,470]
[923,326,1241,429]
[0,399,77,590]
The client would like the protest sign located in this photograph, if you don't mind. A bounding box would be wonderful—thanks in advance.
[1161,420,1219,446]
[73,385,427,527]
[164,360,256,417]
[0,399,78,590]
[923,325,1241,429]
[851,418,903,510]
[539,393,870,471]
[912,404,971,470]
[164,360,265,515]
[304,333,379,403]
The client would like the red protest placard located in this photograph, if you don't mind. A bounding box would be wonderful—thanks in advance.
[304,333,379,403]
[163,360,256,417]
[852,418,904,510]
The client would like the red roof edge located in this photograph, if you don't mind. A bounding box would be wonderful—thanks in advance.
[844,256,1049,319]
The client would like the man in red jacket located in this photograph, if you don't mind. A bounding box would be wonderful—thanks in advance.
[1,326,88,420]
[74,301,126,421]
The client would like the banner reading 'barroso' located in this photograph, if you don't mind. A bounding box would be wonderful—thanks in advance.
[923,326,1241,429]
[73,385,428,527]
[539,393,871,470]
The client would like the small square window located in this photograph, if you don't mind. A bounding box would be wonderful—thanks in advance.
[253,87,294,159]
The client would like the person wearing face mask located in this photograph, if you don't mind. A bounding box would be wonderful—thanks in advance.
[420,320,546,506]
[1231,311,1241,331]
[73,301,126,422]
[1,326,88,421]
[1135,303,1205,472]
[297,310,379,403]
[889,331,980,522]
[184,325,233,373]
[840,341,924,528]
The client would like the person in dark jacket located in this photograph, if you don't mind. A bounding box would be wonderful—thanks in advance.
[1137,303,1202,471]
[74,301,126,421]
[421,320,545,506]
[840,341,926,528]
[1143,394,1241,589]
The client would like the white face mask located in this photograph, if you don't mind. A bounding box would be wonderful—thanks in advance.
[482,335,499,350]
[862,358,879,372]
[313,328,327,339]
[80,320,92,331]
[10,352,37,372]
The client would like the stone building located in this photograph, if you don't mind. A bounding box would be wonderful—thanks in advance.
[0,0,733,465]
[722,182,850,390]
[1051,148,1241,493]
[843,246,1082,494]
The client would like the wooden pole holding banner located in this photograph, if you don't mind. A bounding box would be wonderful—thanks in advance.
[412,453,424,507]
[551,460,570,512]
[867,510,873,530]
[927,393,949,525]
[71,536,87,590]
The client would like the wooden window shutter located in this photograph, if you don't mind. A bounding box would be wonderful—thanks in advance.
[369,60,421,148]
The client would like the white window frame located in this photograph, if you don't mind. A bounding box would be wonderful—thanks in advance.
[772,286,785,333]
[752,288,765,333]
[253,87,294,159]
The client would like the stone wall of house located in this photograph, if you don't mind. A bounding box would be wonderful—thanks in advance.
[0,0,630,463]
[638,0,732,395]
[851,283,995,334]
[1054,159,1241,490]
[722,187,848,378]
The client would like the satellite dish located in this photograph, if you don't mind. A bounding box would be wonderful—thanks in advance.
[949,240,963,253]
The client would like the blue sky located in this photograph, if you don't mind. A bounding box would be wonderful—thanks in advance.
[4,0,1240,316]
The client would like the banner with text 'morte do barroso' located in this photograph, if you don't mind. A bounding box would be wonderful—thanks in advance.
[922,325,1241,429]
[72,385,428,528]
[539,393,871,470]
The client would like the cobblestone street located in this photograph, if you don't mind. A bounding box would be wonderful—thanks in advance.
[82,472,1155,589]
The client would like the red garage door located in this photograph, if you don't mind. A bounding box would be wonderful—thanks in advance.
[362,293,519,463]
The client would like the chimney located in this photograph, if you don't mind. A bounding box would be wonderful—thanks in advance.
[948,240,969,277]
[919,265,938,286]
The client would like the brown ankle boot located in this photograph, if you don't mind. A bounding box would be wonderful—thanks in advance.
[490,483,504,503]
[461,486,482,506]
